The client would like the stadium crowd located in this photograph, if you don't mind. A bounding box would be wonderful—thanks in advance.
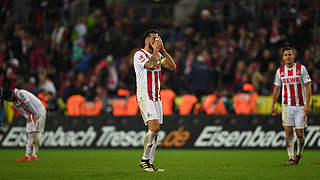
[0,0,320,117]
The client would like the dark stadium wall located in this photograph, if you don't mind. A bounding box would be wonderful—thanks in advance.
[1,115,319,149]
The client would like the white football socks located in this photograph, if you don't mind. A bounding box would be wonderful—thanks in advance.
[26,133,33,157]
[142,130,156,160]
[149,134,158,164]
[32,133,40,157]
[296,136,305,156]
[286,136,294,160]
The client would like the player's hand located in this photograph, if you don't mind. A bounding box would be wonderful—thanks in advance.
[159,37,165,53]
[27,116,32,123]
[304,105,311,115]
[271,106,276,116]
[152,36,162,51]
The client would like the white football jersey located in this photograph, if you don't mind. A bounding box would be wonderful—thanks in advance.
[274,63,311,106]
[134,49,165,101]
[13,89,46,119]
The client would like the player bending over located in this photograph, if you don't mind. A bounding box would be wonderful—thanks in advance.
[2,88,46,161]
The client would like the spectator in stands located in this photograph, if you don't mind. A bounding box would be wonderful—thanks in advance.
[72,43,93,72]
[51,21,67,52]
[233,83,258,115]
[97,55,118,95]
[72,16,87,43]
[21,77,37,94]
[74,72,87,96]
[29,40,50,75]
[198,9,216,40]
[38,70,56,97]
[269,18,285,47]
[61,76,78,102]
[202,89,228,115]
[46,91,63,116]
[2,58,19,90]
[188,53,212,98]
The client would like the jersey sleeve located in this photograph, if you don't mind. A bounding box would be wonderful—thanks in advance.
[134,51,148,68]
[274,69,281,86]
[15,105,29,119]
[301,65,312,84]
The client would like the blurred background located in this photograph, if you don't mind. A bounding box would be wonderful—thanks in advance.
[1,0,320,124]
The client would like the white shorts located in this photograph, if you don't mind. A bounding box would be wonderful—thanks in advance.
[137,97,163,126]
[281,105,306,129]
[26,113,46,133]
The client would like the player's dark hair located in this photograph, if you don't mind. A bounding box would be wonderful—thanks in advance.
[2,88,13,101]
[142,29,160,41]
[280,44,297,56]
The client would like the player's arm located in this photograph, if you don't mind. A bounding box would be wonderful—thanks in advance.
[159,38,176,71]
[24,100,41,121]
[144,50,159,70]
[271,85,280,116]
[15,105,29,120]
[304,82,311,114]
[161,51,176,71]
[302,65,312,115]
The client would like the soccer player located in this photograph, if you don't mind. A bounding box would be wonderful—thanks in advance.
[271,46,312,165]
[134,29,176,172]
[2,88,46,161]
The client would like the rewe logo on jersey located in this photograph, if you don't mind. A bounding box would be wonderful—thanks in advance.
[282,77,300,83]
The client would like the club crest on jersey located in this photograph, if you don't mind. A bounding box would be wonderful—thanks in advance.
[296,69,301,75]
[18,92,25,99]
[280,72,284,77]
[139,55,145,62]
[147,112,152,118]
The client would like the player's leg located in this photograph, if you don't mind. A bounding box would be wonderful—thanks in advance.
[294,128,304,164]
[28,132,40,161]
[149,132,158,164]
[138,99,158,171]
[284,126,294,164]
[143,120,159,160]
[149,101,162,164]
[282,105,295,164]
[294,108,306,164]
[148,101,164,171]
[139,120,158,171]
[16,122,33,161]
[28,114,46,161]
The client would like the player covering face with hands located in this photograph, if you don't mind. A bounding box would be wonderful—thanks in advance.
[1,88,46,161]
[271,46,312,165]
[134,29,176,172]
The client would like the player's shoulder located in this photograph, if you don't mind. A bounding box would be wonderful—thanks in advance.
[275,67,281,73]
[134,49,146,57]
[15,89,28,101]
[134,49,148,63]
[297,63,307,70]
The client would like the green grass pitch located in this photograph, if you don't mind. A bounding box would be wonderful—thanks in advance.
[0,149,319,180]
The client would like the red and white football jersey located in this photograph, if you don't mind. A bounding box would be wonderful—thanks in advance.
[274,63,312,106]
[134,49,165,101]
[13,88,46,119]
